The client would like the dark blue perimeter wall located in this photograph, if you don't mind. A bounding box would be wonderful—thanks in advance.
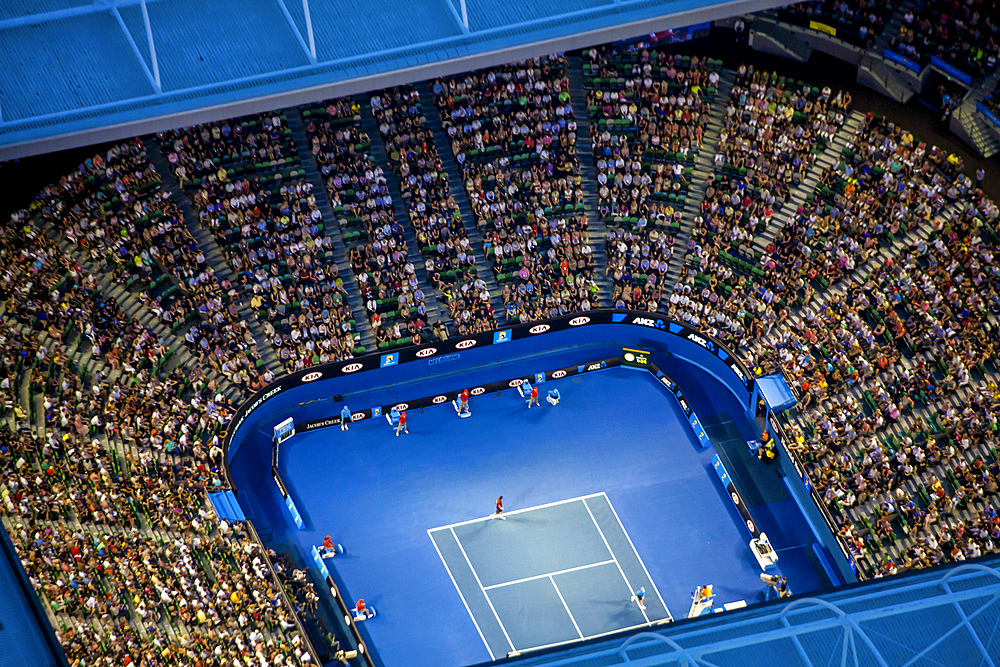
[226,315,847,666]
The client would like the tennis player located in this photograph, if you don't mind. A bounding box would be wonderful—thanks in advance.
[631,586,646,610]
[491,495,506,520]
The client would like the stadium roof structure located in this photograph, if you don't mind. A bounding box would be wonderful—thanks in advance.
[0,0,781,160]
[502,559,1000,667]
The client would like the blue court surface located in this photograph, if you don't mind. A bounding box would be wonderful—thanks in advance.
[278,364,828,667]
[429,493,670,658]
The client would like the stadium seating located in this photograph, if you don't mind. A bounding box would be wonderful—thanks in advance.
[4,41,1000,664]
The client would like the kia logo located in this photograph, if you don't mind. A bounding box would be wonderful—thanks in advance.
[552,370,567,379]
[568,316,590,326]
[416,347,438,358]
[341,363,363,373]
[394,403,409,411]
[470,387,485,396]
[508,379,525,388]
[351,413,364,421]
[731,492,740,505]
[529,324,551,334]
[456,339,477,350]
[432,395,447,404]
[302,372,323,382]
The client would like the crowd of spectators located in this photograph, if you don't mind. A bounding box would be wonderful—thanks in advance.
[371,85,489,335]
[768,185,1000,574]
[671,65,850,344]
[775,0,891,46]
[583,46,720,310]
[30,140,263,394]
[890,0,1000,78]
[159,113,364,372]
[305,98,432,349]
[2,178,318,663]
[434,56,599,324]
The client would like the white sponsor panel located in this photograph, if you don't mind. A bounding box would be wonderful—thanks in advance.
[686,333,710,349]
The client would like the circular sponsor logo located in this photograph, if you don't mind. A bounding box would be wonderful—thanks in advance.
[455,339,477,350]
[432,395,447,404]
[624,352,635,362]
[568,316,591,326]
[416,347,438,358]
[351,412,364,421]
[470,387,486,396]
[552,370,567,379]
[508,379,525,388]
[341,363,363,373]
[529,324,551,334]
[731,492,740,505]
[746,520,755,534]
[394,403,409,411]
[302,372,323,382]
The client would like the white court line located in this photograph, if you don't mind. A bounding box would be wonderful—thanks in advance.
[483,559,616,590]
[595,492,673,621]
[515,619,671,655]
[429,492,607,532]
[427,530,495,661]
[550,575,584,639]
[451,526,516,653]
[582,497,650,624]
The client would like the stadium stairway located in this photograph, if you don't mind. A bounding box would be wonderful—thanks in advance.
[414,80,507,325]
[284,108,377,352]
[950,66,1000,160]
[748,109,866,262]
[38,224,223,396]
[664,68,738,292]
[355,96,448,330]
[145,139,283,374]
[566,52,615,306]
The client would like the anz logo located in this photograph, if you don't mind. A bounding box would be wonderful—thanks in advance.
[456,339,477,350]
[687,333,714,351]
[416,347,438,358]
[301,372,323,383]
[470,387,486,396]
[730,362,748,384]
[529,324,551,334]
[568,316,591,326]
[632,317,665,329]
[432,395,448,404]
[586,363,603,372]
[552,370,567,379]
[341,363,363,373]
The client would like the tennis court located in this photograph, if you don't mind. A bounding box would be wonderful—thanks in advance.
[429,493,670,659]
